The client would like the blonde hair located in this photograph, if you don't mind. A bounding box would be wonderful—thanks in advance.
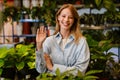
[54,4,83,43]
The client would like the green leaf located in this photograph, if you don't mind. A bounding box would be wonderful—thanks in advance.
[55,68,61,77]
[77,70,83,78]
[83,75,99,80]
[21,52,29,57]
[103,0,116,12]
[85,70,102,76]
[0,68,3,75]
[0,59,4,67]
[94,0,102,8]
[16,44,23,49]
[16,61,24,71]
[27,62,35,69]
[0,47,8,58]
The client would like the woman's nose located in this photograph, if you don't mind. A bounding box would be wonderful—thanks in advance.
[64,17,69,21]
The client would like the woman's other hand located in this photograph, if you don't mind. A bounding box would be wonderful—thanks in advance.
[44,53,53,71]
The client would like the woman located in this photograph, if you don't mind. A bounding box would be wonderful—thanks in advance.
[36,4,90,75]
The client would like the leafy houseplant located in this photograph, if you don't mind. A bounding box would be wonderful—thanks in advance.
[41,0,57,26]
[105,28,120,44]
[84,34,118,79]
[3,6,21,22]
[81,0,118,26]
[31,7,41,19]
[36,69,102,80]
[21,7,31,19]
[84,0,116,11]
[0,44,36,79]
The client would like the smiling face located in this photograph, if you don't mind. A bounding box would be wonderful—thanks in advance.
[58,8,74,31]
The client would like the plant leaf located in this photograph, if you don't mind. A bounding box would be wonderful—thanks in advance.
[27,62,35,69]
[16,61,24,71]
[0,59,4,67]
[0,68,3,75]
[55,68,61,77]
[85,70,102,76]
[94,0,102,8]
[83,75,99,80]
[0,47,8,58]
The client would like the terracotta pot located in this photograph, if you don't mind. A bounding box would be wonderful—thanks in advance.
[22,22,31,34]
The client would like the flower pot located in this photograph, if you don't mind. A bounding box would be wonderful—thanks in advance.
[1,68,15,79]
[23,0,30,8]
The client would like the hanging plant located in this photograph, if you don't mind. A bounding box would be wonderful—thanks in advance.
[31,7,44,19]
[84,0,116,12]
[3,6,21,21]
[42,0,57,25]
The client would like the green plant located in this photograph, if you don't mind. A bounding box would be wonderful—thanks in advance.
[84,0,116,12]
[42,0,57,25]
[84,34,117,79]
[0,47,11,75]
[36,69,102,80]
[13,44,35,70]
[106,28,120,44]
[83,30,105,42]
[0,44,36,79]
[107,61,120,79]
[83,0,118,26]
[3,6,21,21]
[31,7,41,19]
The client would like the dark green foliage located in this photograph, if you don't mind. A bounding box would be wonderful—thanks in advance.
[106,28,120,44]
[3,7,21,21]
[36,69,102,80]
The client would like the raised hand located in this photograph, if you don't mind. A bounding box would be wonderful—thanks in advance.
[36,26,47,50]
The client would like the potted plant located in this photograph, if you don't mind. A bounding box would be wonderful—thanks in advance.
[42,0,57,26]
[3,6,21,22]
[84,34,118,79]
[0,44,38,80]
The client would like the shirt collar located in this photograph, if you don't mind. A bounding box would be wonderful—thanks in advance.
[54,32,75,44]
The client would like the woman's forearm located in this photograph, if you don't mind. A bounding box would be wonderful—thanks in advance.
[36,42,43,50]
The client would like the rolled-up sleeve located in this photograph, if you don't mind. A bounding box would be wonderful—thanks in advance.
[35,49,47,73]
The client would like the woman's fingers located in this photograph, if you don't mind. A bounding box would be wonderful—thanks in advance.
[36,26,47,48]
[36,28,40,35]
[40,26,46,34]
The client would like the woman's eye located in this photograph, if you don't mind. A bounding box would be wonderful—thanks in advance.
[69,16,74,19]
[62,15,65,17]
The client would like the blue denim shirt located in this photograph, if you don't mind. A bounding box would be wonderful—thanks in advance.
[36,32,90,75]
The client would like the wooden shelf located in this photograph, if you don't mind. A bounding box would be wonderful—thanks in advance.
[16,34,36,38]
[80,24,120,30]
[58,3,120,9]
[57,4,85,9]
[0,34,36,38]
[81,26,105,30]
[107,24,120,27]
